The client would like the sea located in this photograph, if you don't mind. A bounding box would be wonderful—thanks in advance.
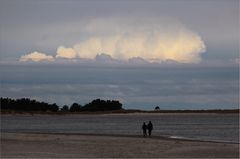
[1,113,239,143]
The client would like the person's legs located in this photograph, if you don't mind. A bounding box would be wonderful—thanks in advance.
[143,130,146,137]
[149,130,152,136]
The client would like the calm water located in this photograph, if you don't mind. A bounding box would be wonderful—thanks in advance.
[1,113,239,143]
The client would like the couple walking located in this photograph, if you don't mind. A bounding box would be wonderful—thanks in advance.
[142,121,153,137]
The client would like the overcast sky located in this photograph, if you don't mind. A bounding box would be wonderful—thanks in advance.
[0,0,239,109]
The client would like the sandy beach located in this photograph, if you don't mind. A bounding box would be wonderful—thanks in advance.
[1,132,239,158]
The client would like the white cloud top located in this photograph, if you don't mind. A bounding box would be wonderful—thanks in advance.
[56,46,77,59]
[19,52,54,62]
[73,31,205,63]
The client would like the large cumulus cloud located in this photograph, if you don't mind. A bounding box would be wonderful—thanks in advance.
[19,17,206,63]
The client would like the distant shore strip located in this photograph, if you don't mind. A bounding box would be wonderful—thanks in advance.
[4,132,239,144]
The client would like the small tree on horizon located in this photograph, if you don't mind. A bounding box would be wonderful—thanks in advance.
[61,105,69,112]
[70,103,82,112]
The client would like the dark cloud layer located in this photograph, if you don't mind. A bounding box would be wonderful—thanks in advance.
[1,63,238,110]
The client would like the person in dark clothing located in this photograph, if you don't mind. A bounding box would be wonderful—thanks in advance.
[147,121,153,137]
[142,122,147,137]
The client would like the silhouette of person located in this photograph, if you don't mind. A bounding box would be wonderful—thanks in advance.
[147,121,153,137]
[142,122,147,137]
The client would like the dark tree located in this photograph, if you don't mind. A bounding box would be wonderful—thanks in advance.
[155,106,160,110]
[0,97,59,112]
[61,105,69,112]
[82,99,122,111]
[70,103,82,112]
[49,103,59,112]
[1,97,123,113]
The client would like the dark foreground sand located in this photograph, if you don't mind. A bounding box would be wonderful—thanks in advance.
[1,133,239,158]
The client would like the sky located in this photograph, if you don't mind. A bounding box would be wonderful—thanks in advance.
[0,0,239,110]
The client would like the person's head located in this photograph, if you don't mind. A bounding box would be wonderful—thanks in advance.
[149,121,152,123]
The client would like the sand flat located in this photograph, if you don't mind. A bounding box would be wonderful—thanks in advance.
[1,133,239,158]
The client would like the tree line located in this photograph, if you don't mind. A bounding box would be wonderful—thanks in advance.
[0,97,123,112]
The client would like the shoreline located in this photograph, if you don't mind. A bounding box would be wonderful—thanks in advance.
[1,108,239,115]
[1,111,239,116]
[4,131,239,144]
[1,132,239,158]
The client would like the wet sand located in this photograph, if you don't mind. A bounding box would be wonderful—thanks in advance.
[1,132,239,158]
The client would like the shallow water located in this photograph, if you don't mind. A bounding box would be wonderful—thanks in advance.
[1,113,239,143]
